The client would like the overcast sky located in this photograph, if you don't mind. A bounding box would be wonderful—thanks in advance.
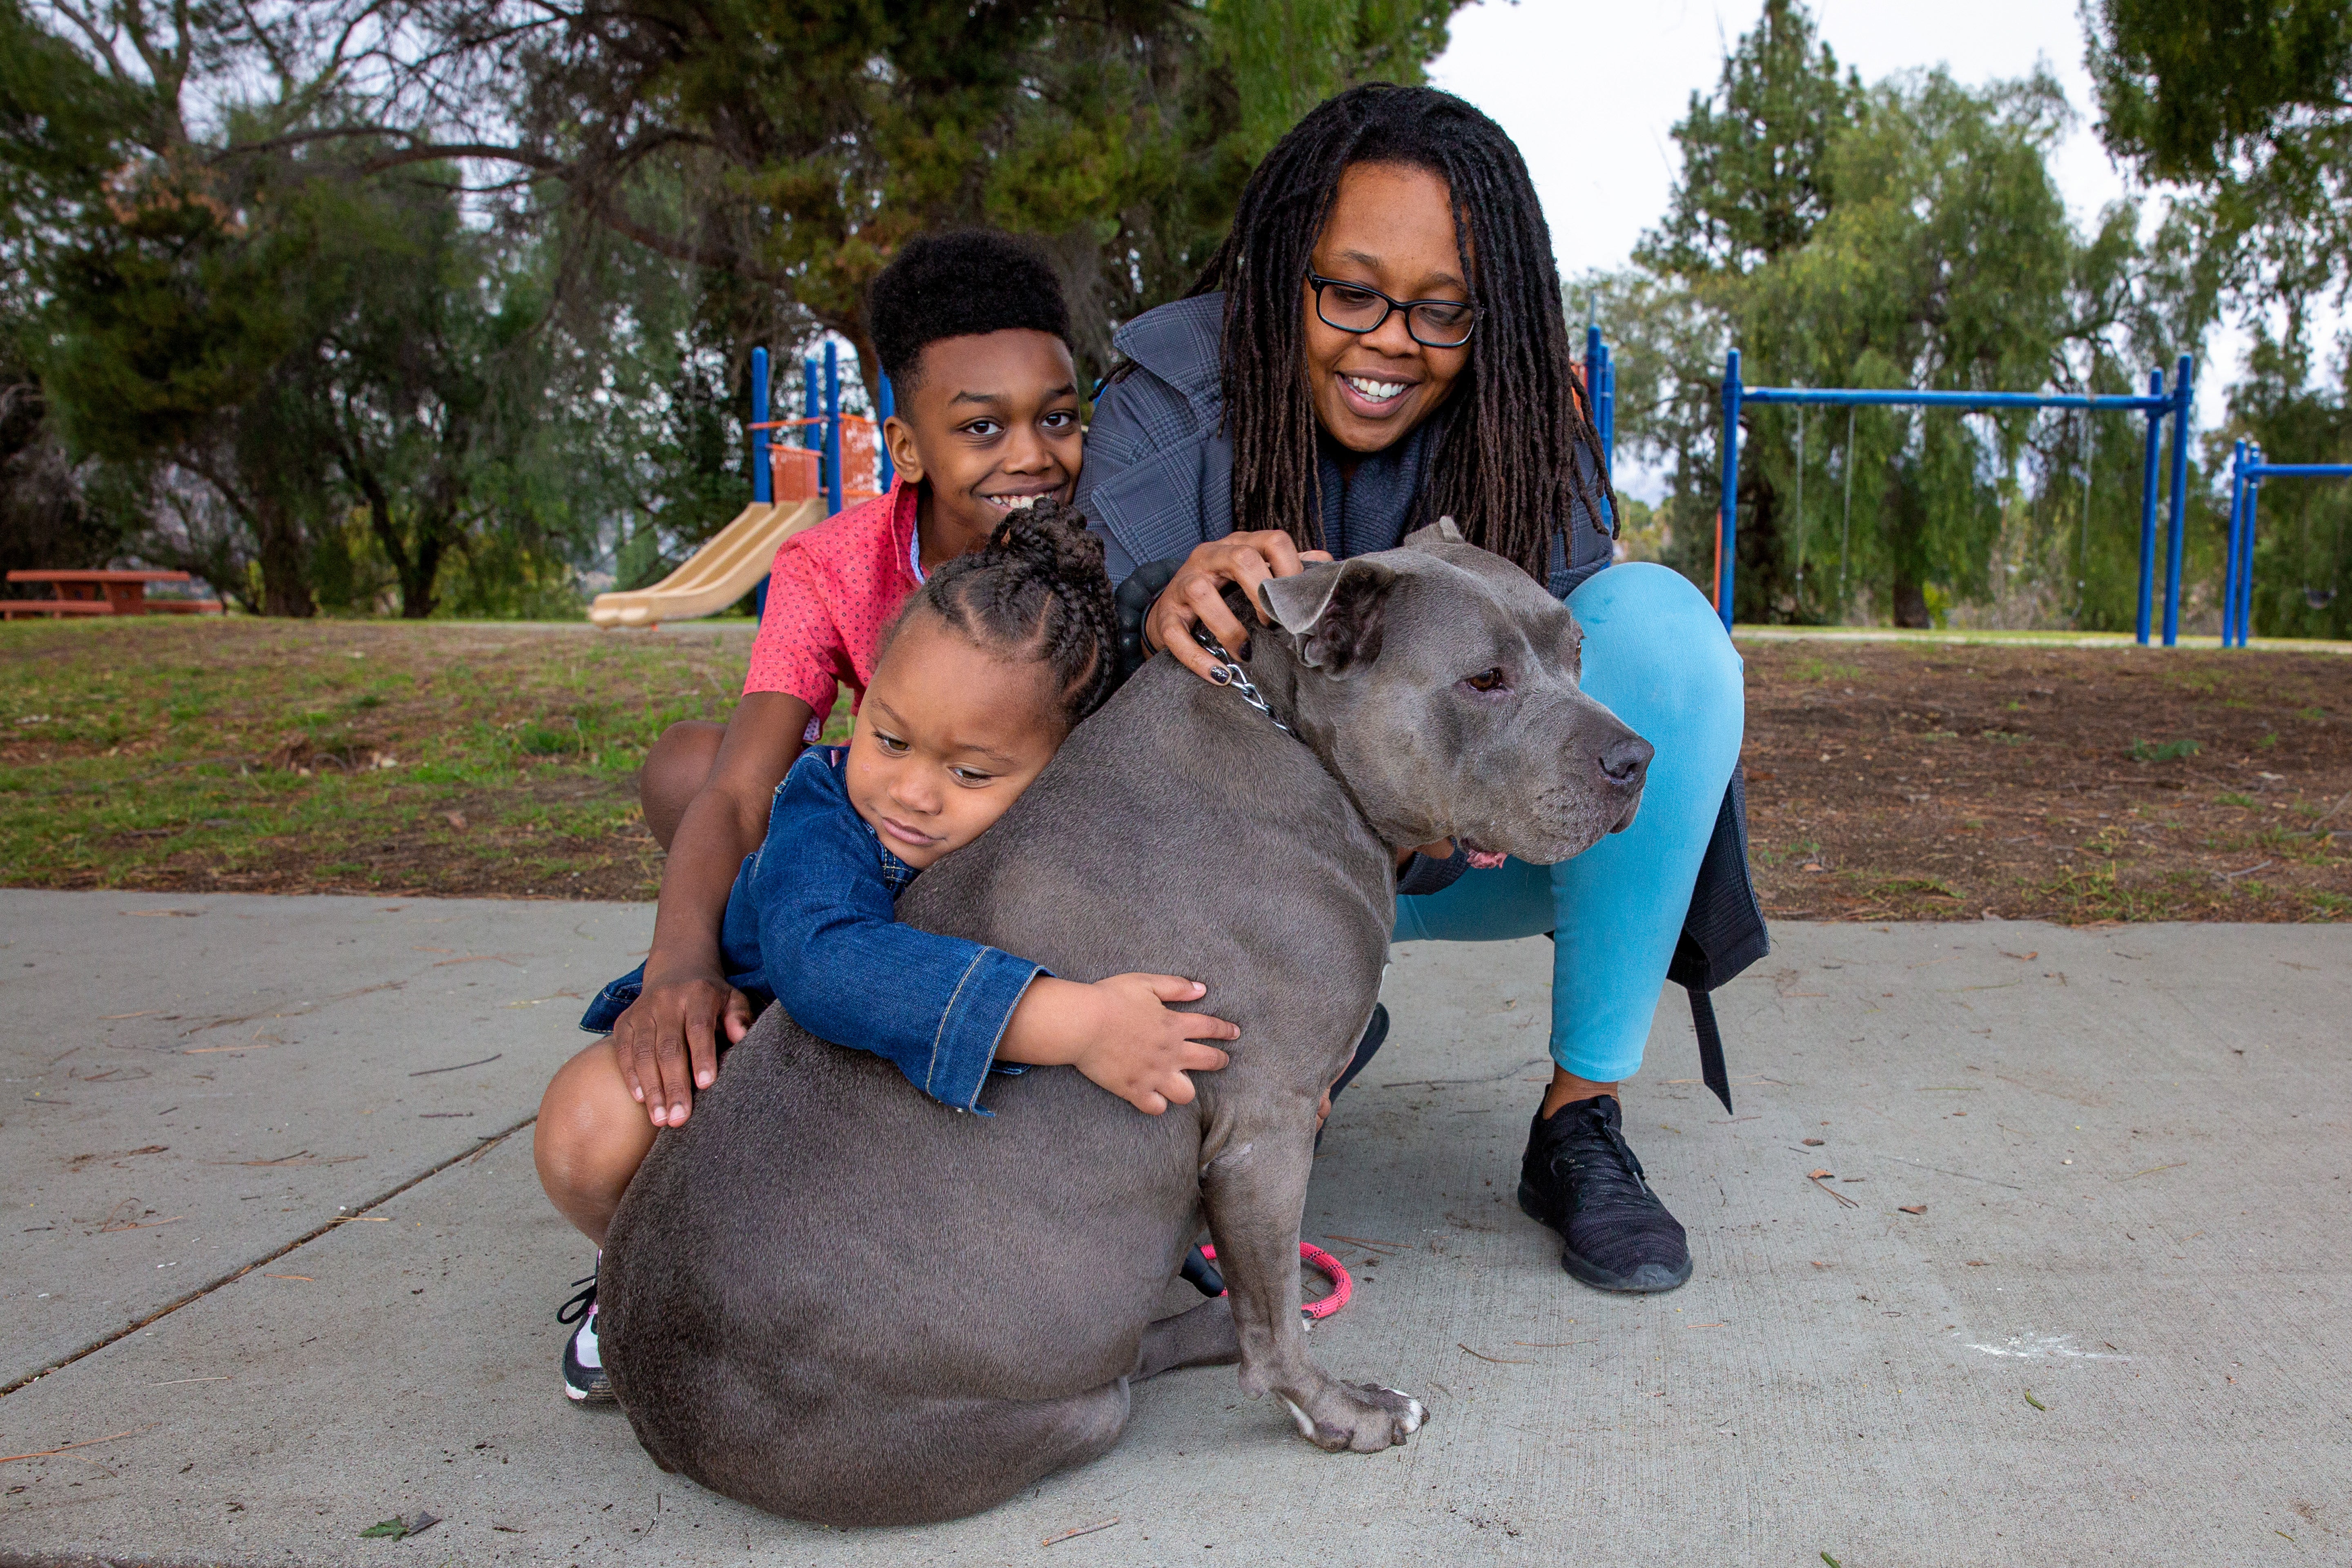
[1426,0,2250,457]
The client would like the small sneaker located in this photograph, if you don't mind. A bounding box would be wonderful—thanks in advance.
[558,1272,612,1403]
[1517,1095,1693,1293]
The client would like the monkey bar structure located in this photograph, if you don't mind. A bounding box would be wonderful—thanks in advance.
[2223,443,2352,646]
[1713,351,2196,643]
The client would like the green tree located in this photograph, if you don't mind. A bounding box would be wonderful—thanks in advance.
[2088,0,2352,339]
[1610,1,2163,628]
[40,142,385,614]
[2089,0,2352,630]
[0,0,138,582]
[301,168,587,618]
[1635,0,1862,282]
[14,1,379,612]
[379,0,1466,390]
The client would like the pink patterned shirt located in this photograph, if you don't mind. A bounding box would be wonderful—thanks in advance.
[744,481,923,738]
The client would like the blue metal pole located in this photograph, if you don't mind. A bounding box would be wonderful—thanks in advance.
[876,373,896,493]
[2234,451,2254,646]
[2223,441,2245,646]
[1585,323,1601,423]
[1719,349,1742,632]
[2239,448,2263,645]
[2161,355,2194,646]
[824,341,843,517]
[802,358,821,452]
[751,347,772,506]
[2136,367,2164,645]
[1738,388,2169,411]
[1601,348,1617,474]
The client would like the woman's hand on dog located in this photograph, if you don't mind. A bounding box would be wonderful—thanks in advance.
[612,974,755,1127]
[1145,531,1332,682]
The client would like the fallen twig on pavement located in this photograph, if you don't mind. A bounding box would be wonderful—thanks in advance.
[1806,1172,1861,1209]
[408,1052,503,1077]
[1042,1517,1119,1546]
[0,1426,154,1465]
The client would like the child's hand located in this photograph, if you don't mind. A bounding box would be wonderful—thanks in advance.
[612,975,755,1128]
[1071,974,1239,1114]
[1001,974,1237,1115]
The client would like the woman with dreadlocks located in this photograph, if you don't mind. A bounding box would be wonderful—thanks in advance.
[1075,83,1755,1296]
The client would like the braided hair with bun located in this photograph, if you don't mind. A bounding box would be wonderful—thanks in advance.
[899,499,1119,731]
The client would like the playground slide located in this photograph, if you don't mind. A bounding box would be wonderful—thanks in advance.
[588,496,829,629]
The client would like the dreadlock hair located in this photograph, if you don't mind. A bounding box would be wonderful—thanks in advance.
[1190,82,1615,584]
[891,499,1119,731]
[869,229,1072,393]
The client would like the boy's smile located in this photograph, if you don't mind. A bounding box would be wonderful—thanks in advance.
[882,329,1083,572]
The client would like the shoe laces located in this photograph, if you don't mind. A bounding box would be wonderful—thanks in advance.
[556,1272,597,1326]
[1541,1102,1653,1210]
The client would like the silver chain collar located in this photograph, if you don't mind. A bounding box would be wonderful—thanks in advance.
[1190,626,1295,737]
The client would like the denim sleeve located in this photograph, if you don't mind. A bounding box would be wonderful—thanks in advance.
[748,760,1046,1111]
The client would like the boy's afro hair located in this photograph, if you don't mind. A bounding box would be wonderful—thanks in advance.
[867,229,1072,391]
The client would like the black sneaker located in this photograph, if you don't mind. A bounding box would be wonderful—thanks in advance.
[1517,1095,1692,1293]
[558,1272,612,1403]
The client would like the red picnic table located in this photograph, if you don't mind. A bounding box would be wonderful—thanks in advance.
[2,570,224,619]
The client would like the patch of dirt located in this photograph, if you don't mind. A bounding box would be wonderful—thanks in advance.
[1737,641,2352,922]
[75,775,666,900]
[8,619,2348,919]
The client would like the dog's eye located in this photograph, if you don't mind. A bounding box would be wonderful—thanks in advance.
[1462,668,1506,692]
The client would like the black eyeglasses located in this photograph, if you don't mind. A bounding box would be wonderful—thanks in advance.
[1307,274,1479,348]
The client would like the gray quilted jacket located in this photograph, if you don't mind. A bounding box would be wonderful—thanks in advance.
[1074,292,1615,598]
[1074,294,1767,1102]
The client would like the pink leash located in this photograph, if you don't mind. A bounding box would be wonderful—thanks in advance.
[1197,1242,1354,1321]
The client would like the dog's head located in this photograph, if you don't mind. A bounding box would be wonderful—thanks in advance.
[1256,520,1650,866]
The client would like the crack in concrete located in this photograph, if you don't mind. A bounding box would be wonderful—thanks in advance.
[0,1115,536,1403]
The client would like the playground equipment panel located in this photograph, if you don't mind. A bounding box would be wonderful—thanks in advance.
[589,341,892,630]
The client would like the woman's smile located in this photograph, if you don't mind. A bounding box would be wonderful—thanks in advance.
[1336,369,1421,416]
[1302,162,1471,454]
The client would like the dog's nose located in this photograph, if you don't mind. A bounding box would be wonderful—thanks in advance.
[1598,734,1652,789]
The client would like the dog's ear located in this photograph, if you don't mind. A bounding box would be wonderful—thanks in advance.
[1258,558,1396,675]
[1400,516,1465,552]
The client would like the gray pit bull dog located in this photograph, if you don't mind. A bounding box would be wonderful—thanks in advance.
[597,521,1652,1525]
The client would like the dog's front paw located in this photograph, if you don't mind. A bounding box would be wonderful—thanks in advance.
[1281,1381,1425,1453]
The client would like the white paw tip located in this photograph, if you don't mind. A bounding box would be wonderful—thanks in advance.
[1382,1388,1426,1434]
[1281,1396,1315,1439]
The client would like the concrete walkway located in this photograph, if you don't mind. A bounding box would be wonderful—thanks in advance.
[0,893,2345,1567]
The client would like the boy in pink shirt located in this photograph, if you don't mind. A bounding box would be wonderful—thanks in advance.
[739,478,924,746]
[535,234,1084,1283]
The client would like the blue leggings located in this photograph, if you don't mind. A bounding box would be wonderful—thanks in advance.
[1392,563,1744,1084]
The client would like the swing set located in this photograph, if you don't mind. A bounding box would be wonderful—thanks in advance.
[1708,349,2199,642]
[2223,442,2352,646]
